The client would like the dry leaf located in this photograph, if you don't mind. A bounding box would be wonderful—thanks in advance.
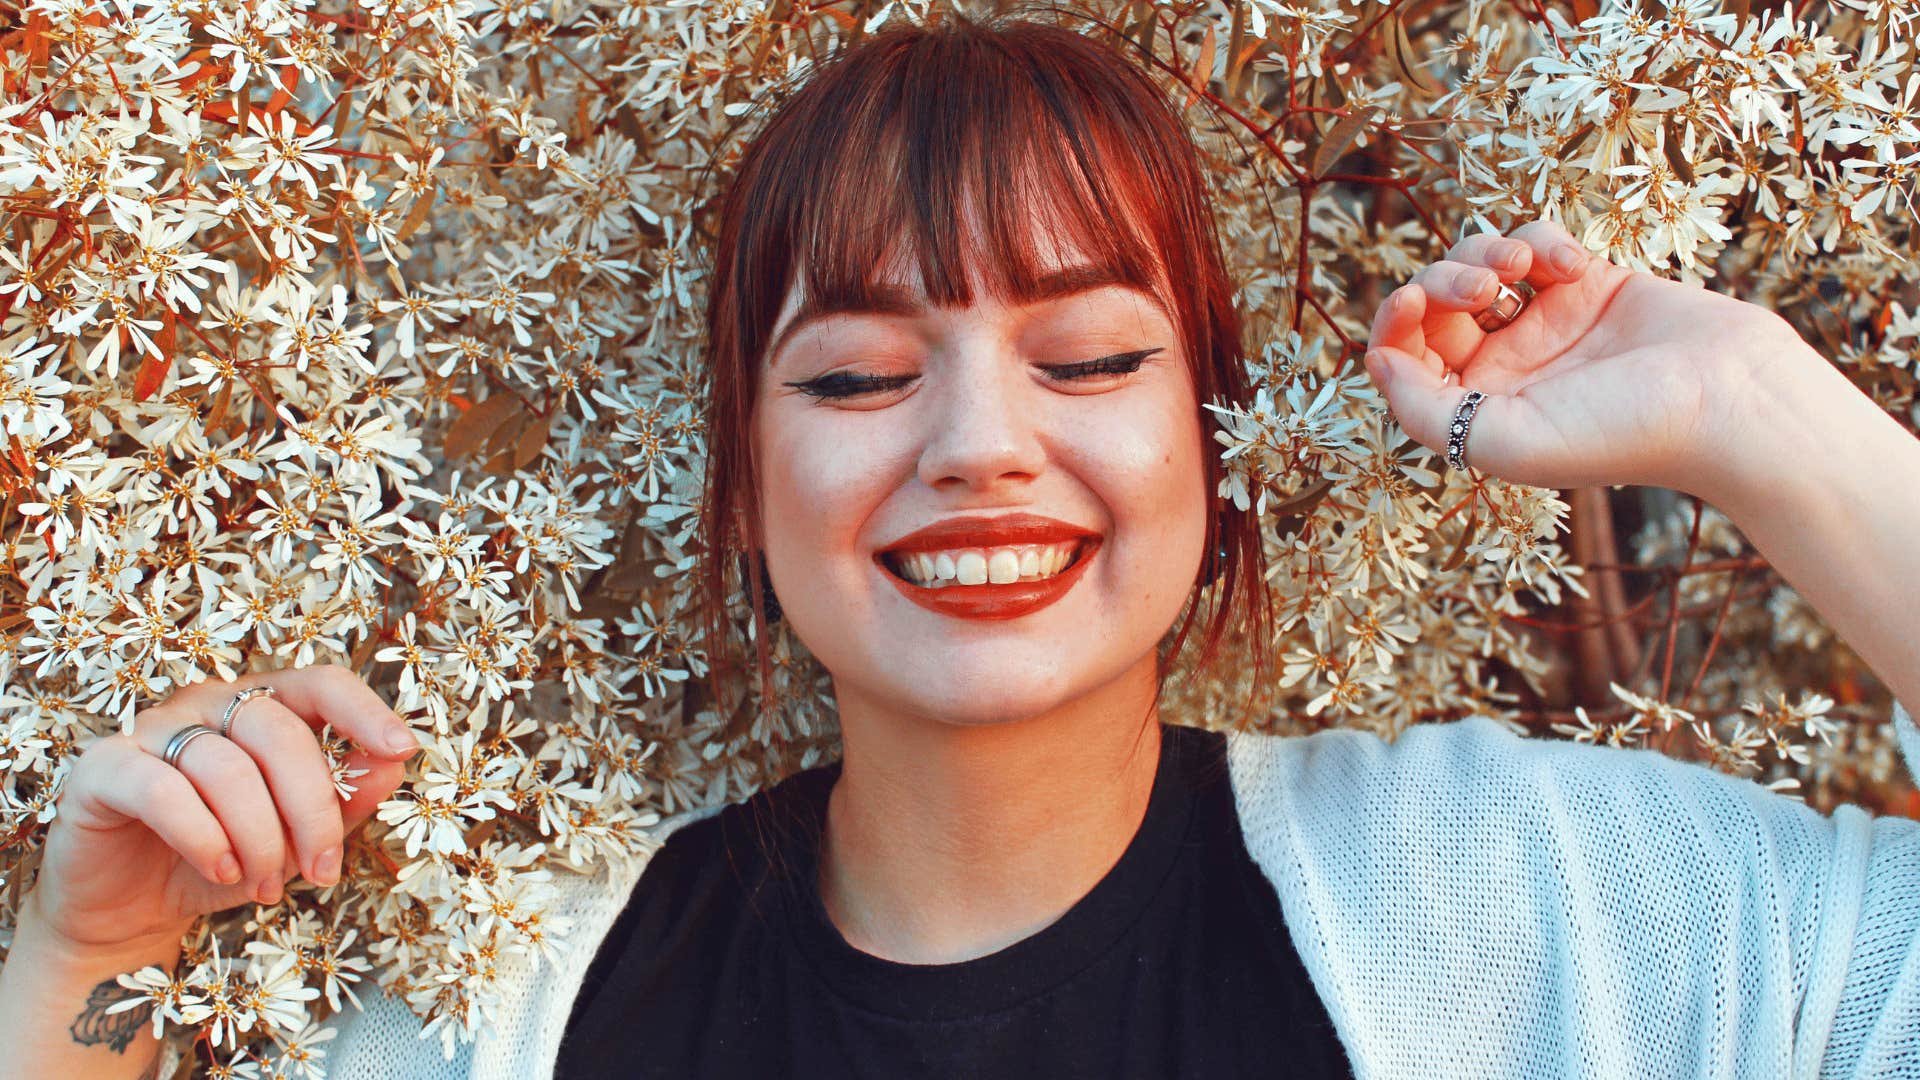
[1440,507,1481,572]
[1184,23,1216,109]
[397,184,437,242]
[512,411,553,469]
[1312,106,1376,178]
[445,394,522,460]
[1389,17,1439,96]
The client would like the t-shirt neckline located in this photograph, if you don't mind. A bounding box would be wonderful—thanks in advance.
[775,724,1205,1022]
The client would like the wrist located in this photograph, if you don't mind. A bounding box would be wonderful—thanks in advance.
[16,887,187,973]
[1686,339,1907,526]
[0,890,179,1080]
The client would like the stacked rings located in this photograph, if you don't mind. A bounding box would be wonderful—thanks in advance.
[1446,390,1487,471]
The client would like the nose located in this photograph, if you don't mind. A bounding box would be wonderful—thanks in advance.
[915,351,1047,493]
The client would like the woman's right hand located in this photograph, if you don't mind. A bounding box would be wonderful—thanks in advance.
[31,664,421,952]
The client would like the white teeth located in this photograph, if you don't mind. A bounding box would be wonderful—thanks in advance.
[956,551,988,585]
[886,541,1086,587]
[987,550,1020,584]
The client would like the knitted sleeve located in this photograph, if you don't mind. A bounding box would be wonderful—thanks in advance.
[1812,698,1920,1077]
[1226,698,1920,1080]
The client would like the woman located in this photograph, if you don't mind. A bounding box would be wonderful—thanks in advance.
[5,14,1920,1079]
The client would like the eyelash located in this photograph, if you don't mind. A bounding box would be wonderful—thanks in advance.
[784,348,1162,401]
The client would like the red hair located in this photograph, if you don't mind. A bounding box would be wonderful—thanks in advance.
[695,13,1274,725]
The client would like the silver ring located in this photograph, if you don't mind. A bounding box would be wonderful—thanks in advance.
[1473,280,1535,332]
[220,685,278,738]
[162,724,221,769]
[1446,389,1487,471]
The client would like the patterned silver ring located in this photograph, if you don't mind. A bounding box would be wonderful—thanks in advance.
[1446,389,1488,471]
[162,724,221,769]
[220,685,278,739]
[1473,280,1535,333]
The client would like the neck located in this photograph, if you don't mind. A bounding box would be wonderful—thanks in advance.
[818,653,1164,965]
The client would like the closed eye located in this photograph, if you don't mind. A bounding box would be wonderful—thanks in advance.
[783,348,1164,402]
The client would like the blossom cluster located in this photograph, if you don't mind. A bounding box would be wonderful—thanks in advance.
[0,0,1912,1073]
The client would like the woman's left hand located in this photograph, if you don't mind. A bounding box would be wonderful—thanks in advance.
[1363,219,1823,494]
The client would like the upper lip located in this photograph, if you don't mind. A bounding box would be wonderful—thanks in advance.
[876,513,1101,555]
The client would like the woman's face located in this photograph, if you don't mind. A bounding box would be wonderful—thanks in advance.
[750,229,1209,729]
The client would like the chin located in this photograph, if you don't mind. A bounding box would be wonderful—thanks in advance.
[868,652,1134,728]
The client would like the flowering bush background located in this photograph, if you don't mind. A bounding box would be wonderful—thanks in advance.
[0,0,1914,1072]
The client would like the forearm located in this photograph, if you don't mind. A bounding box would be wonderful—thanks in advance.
[1691,344,1920,715]
[0,890,180,1080]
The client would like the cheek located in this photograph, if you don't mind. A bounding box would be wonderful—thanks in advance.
[1072,392,1210,577]
[754,412,905,572]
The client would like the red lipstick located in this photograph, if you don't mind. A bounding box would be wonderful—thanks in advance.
[874,514,1102,621]
[876,513,1099,554]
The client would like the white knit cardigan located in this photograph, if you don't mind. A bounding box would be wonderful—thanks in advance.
[312,700,1920,1079]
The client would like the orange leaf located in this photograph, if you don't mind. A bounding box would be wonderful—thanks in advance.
[446,394,523,459]
[133,308,178,402]
[1184,23,1216,109]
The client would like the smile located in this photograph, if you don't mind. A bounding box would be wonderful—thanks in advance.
[880,540,1086,587]
[874,538,1100,621]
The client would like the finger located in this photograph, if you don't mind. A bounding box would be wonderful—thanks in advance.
[139,726,288,903]
[1443,232,1536,281]
[1363,345,1529,476]
[1408,259,1503,312]
[66,740,243,887]
[1367,283,1429,360]
[224,699,347,887]
[1508,219,1593,286]
[174,664,419,761]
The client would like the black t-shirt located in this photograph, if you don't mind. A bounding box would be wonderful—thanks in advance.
[556,723,1353,1078]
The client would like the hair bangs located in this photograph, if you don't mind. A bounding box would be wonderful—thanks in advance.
[788,35,1172,325]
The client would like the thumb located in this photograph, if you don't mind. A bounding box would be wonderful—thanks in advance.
[1365,346,1525,478]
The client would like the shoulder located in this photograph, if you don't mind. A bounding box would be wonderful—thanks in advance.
[1222,712,1869,954]
[1222,716,1875,1073]
[1226,711,1848,861]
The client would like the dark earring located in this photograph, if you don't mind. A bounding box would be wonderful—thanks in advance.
[737,550,783,624]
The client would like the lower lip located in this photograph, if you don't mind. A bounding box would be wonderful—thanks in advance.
[877,541,1101,621]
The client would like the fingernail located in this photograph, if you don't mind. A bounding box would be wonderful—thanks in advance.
[1365,349,1394,390]
[1490,239,1527,270]
[256,878,282,905]
[1452,267,1493,297]
[1550,244,1585,275]
[314,846,342,886]
[387,727,419,755]
[216,852,242,885]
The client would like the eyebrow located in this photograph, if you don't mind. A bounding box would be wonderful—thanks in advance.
[765,262,1155,366]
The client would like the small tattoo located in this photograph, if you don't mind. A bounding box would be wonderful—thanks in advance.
[70,976,152,1054]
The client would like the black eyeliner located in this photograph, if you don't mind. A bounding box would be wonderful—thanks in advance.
[785,346,1163,401]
